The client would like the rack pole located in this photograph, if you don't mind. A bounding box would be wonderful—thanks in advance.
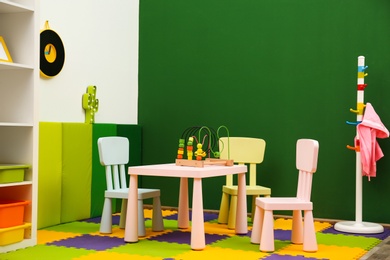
[334,56,383,234]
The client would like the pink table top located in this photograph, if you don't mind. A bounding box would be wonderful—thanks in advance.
[128,163,247,178]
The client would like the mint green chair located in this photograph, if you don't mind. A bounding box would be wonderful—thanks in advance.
[97,136,164,236]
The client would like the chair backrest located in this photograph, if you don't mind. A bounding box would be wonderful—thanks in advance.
[97,136,129,191]
[295,139,319,201]
[219,137,266,186]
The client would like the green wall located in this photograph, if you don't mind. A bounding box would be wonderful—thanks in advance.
[138,0,390,224]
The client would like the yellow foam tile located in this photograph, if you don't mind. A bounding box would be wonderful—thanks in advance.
[37,230,81,244]
[90,226,174,240]
[73,251,162,260]
[277,243,367,260]
[143,209,177,219]
[90,227,125,238]
[175,246,267,260]
[274,218,332,232]
[204,222,238,236]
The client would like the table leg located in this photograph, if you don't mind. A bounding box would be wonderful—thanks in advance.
[236,172,248,234]
[124,174,138,242]
[191,178,205,250]
[178,177,189,228]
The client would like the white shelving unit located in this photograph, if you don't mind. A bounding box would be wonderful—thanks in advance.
[0,0,39,253]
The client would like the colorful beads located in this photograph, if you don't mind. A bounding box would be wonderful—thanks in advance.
[177,139,185,159]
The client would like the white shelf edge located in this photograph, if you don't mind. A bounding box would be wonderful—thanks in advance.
[0,181,33,188]
[0,122,34,127]
[0,1,34,13]
[0,62,34,70]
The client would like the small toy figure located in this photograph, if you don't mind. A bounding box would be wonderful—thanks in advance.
[194,143,206,161]
[187,137,194,160]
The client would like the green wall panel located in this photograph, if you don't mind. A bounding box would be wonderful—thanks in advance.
[138,0,390,223]
[61,123,92,223]
[117,124,142,167]
[38,122,62,229]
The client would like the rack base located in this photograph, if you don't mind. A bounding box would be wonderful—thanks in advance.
[334,221,384,234]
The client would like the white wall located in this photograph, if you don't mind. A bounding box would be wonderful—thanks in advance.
[39,0,139,124]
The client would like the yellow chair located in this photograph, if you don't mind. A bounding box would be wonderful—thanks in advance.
[217,137,271,229]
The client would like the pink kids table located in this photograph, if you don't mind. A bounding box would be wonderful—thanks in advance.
[124,163,248,250]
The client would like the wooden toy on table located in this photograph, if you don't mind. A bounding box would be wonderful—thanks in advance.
[175,125,233,167]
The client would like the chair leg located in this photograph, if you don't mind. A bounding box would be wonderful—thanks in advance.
[218,192,229,224]
[251,195,257,222]
[291,210,303,244]
[303,210,318,252]
[260,210,275,252]
[152,196,164,232]
[100,197,112,234]
[250,205,262,244]
[138,199,146,237]
[227,195,237,229]
[119,199,127,229]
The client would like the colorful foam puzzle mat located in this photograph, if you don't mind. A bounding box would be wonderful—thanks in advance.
[2,209,388,259]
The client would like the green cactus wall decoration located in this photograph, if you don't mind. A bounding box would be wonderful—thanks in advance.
[82,85,99,123]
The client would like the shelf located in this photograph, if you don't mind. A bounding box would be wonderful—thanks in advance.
[0,1,33,13]
[0,122,33,127]
[0,181,32,188]
[0,0,37,253]
[0,62,33,70]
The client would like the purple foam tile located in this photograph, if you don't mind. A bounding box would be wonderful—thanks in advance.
[83,216,101,224]
[247,229,291,241]
[148,230,228,245]
[164,211,218,222]
[48,234,125,251]
[83,215,147,226]
[164,214,178,220]
[321,226,390,240]
[263,254,327,260]
[274,229,292,241]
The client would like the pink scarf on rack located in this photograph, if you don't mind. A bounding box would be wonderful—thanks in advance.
[357,103,389,180]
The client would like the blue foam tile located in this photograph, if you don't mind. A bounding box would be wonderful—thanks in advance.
[48,234,125,251]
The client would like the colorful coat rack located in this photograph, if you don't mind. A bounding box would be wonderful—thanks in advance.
[334,56,384,234]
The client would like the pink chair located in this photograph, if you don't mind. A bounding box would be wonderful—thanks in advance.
[250,139,319,252]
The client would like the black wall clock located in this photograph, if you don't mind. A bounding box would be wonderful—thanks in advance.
[40,21,65,78]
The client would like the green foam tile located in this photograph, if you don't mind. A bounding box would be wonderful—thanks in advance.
[109,240,190,258]
[210,235,290,252]
[316,232,381,250]
[43,221,100,234]
[1,245,91,260]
